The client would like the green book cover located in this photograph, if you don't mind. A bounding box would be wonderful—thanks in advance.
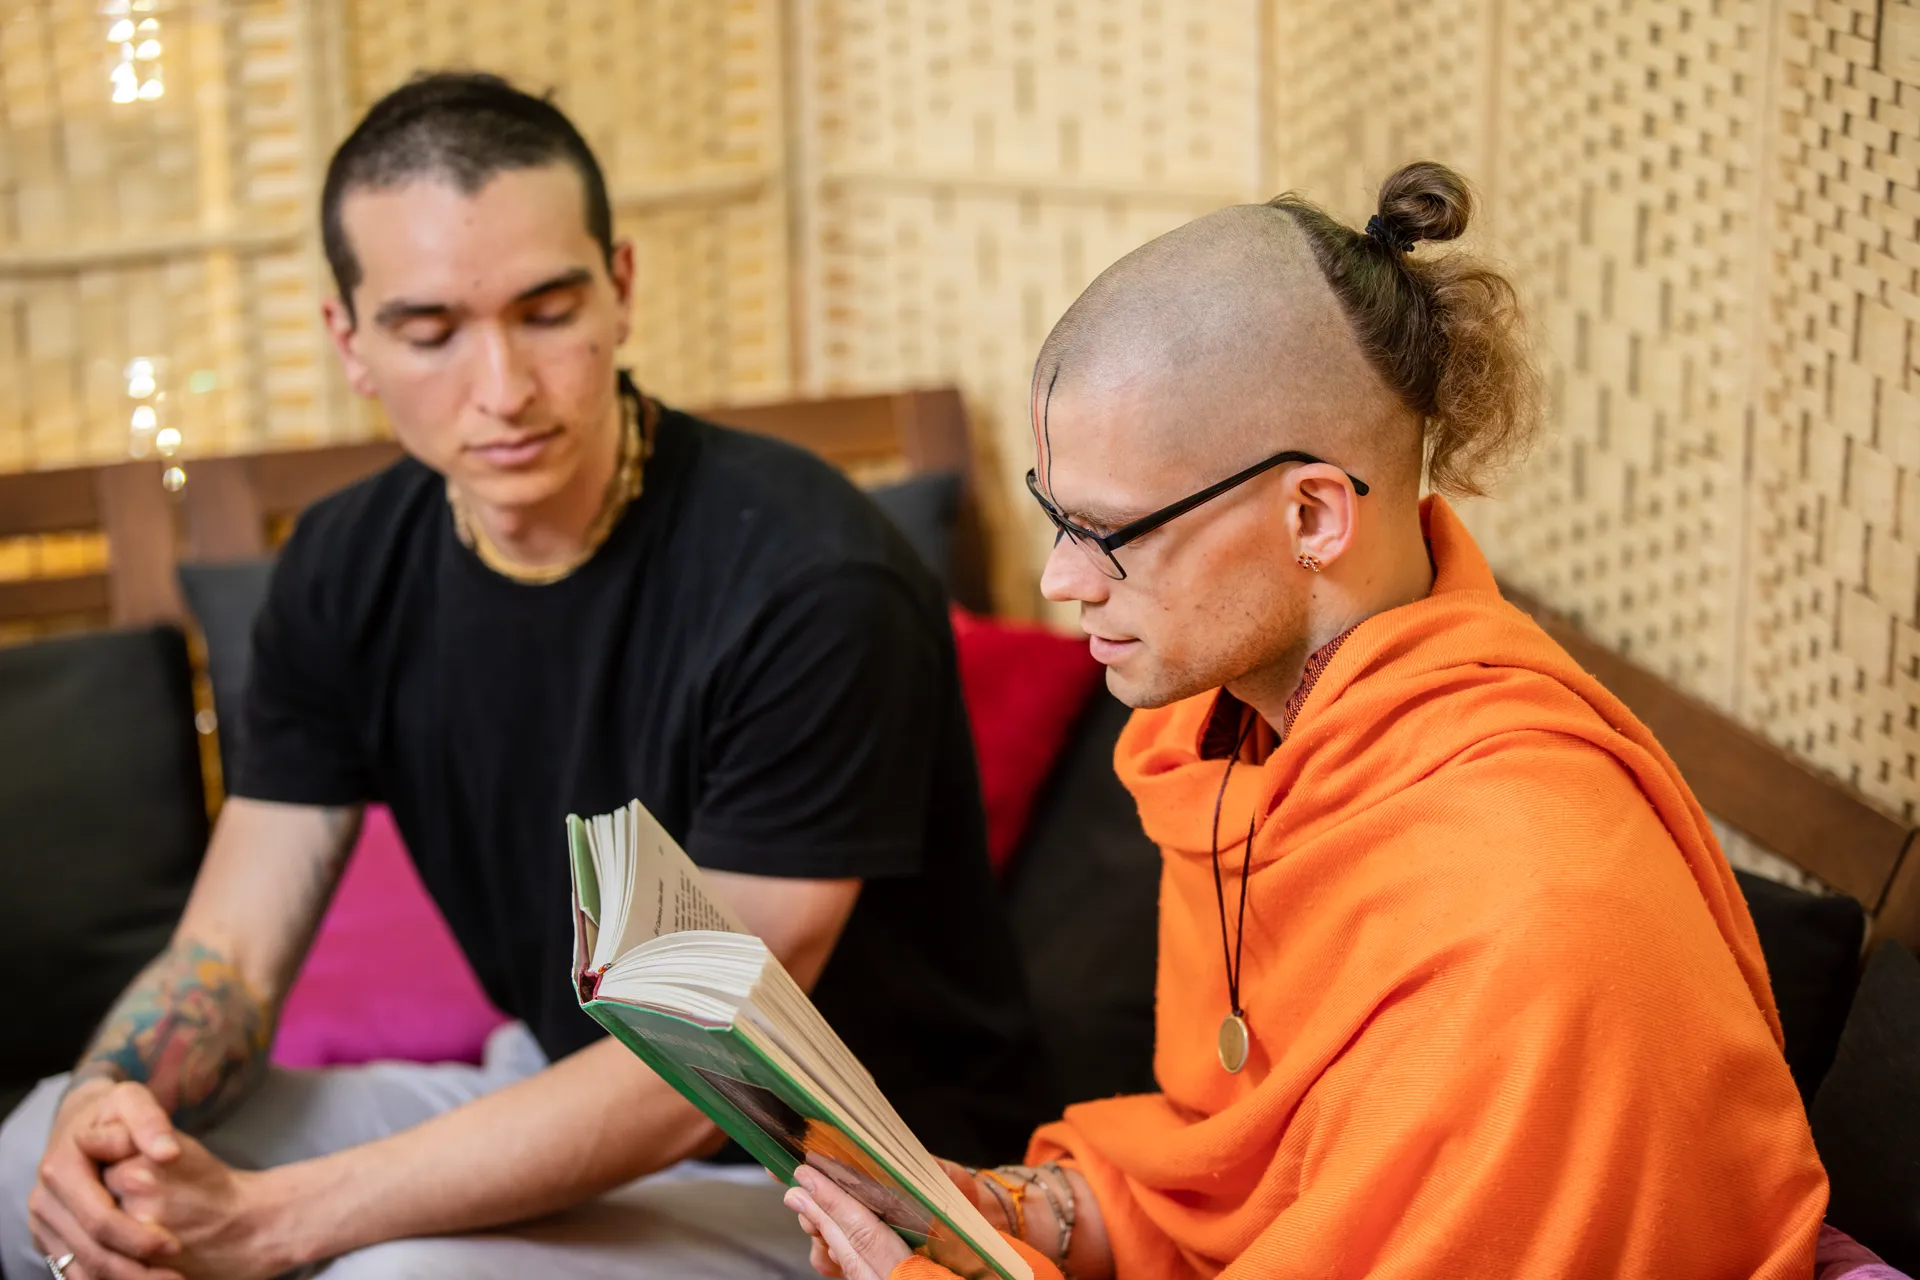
[567,810,1025,1280]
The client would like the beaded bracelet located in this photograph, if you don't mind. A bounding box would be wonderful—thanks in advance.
[980,1168,1028,1240]
[1034,1162,1077,1272]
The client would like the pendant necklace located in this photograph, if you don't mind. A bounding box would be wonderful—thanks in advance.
[448,385,655,585]
[1209,711,1260,1074]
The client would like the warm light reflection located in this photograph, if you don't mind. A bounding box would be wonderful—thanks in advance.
[124,356,169,460]
[102,2,162,105]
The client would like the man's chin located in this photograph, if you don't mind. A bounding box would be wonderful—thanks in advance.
[1104,662,1201,711]
[453,464,570,514]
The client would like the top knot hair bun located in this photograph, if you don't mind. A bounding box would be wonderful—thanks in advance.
[1366,161,1473,254]
[1266,161,1538,497]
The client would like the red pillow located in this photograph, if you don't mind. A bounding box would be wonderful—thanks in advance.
[271,806,509,1068]
[948,604,1105,875]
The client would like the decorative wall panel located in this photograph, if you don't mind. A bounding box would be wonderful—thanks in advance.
[1468,0,1772,709]
[341,0,791,407]
[1744,0,1920,815]
[1268,0,1494,225]
[0,0,299,470]
[1,0,1918,820]
[795,0,1264,612]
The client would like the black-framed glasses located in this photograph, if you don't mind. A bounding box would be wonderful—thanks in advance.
[1026,450,1370,581]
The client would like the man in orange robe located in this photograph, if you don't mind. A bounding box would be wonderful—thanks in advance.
[787,163,1828,1279]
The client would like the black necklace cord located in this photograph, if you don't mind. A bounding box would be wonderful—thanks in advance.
[1235,805,1256,1015]
[1209,710,1259,1020]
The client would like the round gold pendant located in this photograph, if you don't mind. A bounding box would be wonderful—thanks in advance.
[1217,1013,1249,1074]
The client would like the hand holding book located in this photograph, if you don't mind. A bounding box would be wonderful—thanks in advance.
[566,801,1035,1280]
[787,1163,913,1278]
[791,1157,1103,1280]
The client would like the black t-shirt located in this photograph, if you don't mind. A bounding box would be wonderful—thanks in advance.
[231,402,1051,1166]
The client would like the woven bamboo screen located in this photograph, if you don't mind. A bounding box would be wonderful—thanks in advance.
[1464,0,1774,713]
[792,0,1266,607]
[2,0,1918,814]
[1268,0,1493,223]
[0,0,303,469]
[344,0,791,407]
[1745,0,1920,810]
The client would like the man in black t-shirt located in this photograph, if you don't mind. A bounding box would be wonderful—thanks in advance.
[0,73,1046,1280]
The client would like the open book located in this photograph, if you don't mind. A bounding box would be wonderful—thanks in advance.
[567,801,1031,1280]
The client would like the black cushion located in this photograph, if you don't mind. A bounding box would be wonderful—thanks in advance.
[868,471,962,594]
[177,558,276,784]
[0,626,208,1097]
[1733,867,1865,1102]
[1811,940,1920,1273]
[1005,692,1161,1102]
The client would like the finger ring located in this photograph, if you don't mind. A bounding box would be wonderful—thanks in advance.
[46,1253,74,1280]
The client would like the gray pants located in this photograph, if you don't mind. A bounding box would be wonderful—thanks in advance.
[0,1024,812,1279]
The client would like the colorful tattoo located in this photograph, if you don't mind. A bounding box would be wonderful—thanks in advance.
[76,940,271,1131]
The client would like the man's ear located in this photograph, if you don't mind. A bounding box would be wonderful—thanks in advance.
[320,297,377,398]
[608,240,636,347]
[1285,465,1361,570]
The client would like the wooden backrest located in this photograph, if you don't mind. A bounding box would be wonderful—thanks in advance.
[0,386,989,631]
[0,461,183,629]
[182,441,404,562]
[1505,585,1920,949]
[179,386,991,611]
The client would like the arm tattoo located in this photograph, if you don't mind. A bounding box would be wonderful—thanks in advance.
[68,804,360,1128]
[73,940,272,1131]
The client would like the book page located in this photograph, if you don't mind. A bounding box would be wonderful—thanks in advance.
[589,800,747,972]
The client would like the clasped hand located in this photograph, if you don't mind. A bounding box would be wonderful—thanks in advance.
[29,1081,272,1280]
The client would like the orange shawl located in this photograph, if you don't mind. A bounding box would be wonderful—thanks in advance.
[898,496,1824,1280]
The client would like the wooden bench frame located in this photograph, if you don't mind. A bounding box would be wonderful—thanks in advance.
[1505,587,1920,949]
[0,386,991,627]
[0,462,182,626]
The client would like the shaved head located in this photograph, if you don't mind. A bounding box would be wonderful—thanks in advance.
[1031,164,1531,723]
[1032,203,1420,500]
[1030,201,1435,717]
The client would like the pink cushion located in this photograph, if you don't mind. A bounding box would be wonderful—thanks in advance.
[270,806,509,1068]
[1818,1225,1913,1280]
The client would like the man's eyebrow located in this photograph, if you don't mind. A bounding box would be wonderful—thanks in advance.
[371,269,594,329]
[1046,480,1141,529]
[512,268,593,304]
[1058,497,1139,529]
[373,297,454,328]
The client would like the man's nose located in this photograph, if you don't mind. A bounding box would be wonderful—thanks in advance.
[473,325,537,420]
[1039,534,1111,605]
